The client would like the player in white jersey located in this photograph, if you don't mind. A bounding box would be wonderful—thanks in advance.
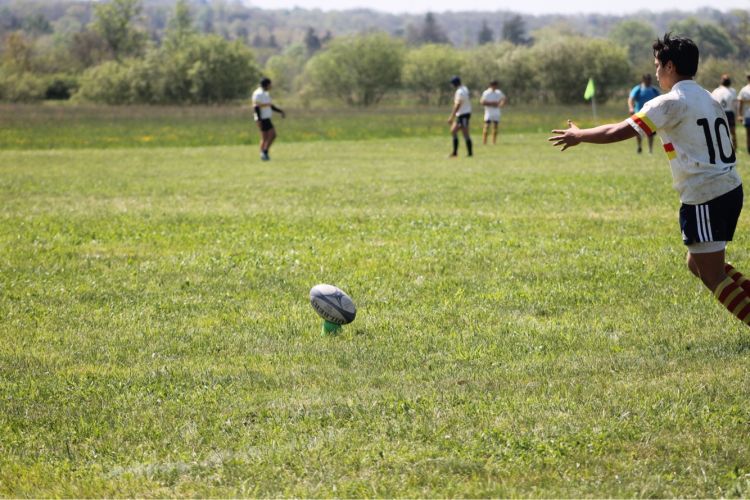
[480,80,507,145]
[447,76,472,157]
[737,74,750,154]
[549,33,750,327]
[711,74,738,149]
[252,77,285,161]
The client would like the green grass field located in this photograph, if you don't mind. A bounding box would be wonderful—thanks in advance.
[1,106,750,497]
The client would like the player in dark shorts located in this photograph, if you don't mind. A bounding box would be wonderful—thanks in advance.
[447,76,473,157]
[252,77,285,161]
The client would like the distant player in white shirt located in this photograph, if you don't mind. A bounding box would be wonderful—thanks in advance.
[480,80,506,145]
[447,76,472,157]
[252,77,285,161]
[550,33,750,327]
[711,74,738,149]
[737,74,750,154]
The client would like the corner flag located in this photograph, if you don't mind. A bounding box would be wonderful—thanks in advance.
[584,78,595,100]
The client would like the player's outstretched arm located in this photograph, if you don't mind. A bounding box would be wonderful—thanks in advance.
[548,119,637,151]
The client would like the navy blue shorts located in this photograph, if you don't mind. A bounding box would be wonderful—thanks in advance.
[259,118,274,131]
[680,184,743,245]
[455,113,471,129]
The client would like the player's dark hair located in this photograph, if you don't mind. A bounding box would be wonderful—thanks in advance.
[721,73,731,86]
[489,80,498,86]
[450,76,461,86]
[260,77,272,88]
[642,73,652,83]
[653,32,699,77]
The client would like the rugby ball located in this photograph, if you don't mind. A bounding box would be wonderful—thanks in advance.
[309,284,356,325]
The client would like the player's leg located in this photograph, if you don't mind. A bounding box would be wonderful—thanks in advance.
[647,134,654,153]
[727,112,737,150]
[745,120,750,153]
[257,121,265,155]
[636,134,642,153]
[725,262,750,293]
[684,186,748,324]
[687,249,729,291]
[450,121,459,157]
[461,116,473,156]
[689,249,750,325]
[266,127,277,152]
[259,130,268,159]
[482,121,489,145]
[261,129,273,160]
[492,121,499,144]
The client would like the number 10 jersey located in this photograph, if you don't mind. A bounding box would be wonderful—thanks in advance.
[627,79,742,205]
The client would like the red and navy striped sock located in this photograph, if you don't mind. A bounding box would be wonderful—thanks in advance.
[724,263,750,294]
[714,275,750,325]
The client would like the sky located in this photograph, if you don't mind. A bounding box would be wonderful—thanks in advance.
[247,0,749,16]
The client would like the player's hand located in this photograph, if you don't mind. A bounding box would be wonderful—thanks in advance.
[548,120,581,151]
[628,107,634,115]
[281,111,286,119]
[448,116,454,124]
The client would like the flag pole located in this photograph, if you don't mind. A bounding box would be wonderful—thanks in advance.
[592,94,597,122]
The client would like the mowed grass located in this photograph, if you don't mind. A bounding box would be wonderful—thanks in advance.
[2,120,750,496]
[0,102,625,150]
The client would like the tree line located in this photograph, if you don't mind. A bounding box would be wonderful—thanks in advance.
[1,0,748,105]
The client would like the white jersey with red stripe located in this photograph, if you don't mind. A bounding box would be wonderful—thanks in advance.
[627,79,741,205]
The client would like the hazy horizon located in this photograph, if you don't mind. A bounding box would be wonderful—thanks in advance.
[246,0,749,16]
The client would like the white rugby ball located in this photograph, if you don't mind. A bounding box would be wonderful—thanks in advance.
[309,284,357,325]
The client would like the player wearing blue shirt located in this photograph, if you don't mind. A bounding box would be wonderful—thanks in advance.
[628,74,660,153]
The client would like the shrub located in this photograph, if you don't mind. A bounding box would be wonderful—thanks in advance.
[402,44,460,105]
[531,37,631,104]
[74,60,134,104]
[302,33,404,106]
[0,70,47,102]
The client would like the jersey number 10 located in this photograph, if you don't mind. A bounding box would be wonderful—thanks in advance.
[697,117,736,164]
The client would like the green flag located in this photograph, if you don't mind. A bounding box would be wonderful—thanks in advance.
[584,78,595,100]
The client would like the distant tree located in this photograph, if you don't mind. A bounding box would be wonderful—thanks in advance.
[420,12,449,45]
[0,8,22,34]
[264,43,306,93]
[268,34,278,48]
[460,42,502,91]
[608,19,656,77]
[304,27,321,55]
[321,30,333,45]
[302,33,404,106]
[723,9,750,59]
[494,43,538,102]
[402,43,460,104]
[69,30,110,70]
[531,36,630,103]
[670,17,736,59]
[251,34,264,47]
[164,0,196,49]
[501,15,529,45]
[92,0,146,60]
[234,24,248,42]
[2,31,34,73]
[478,21,494,45]
[196,5,214,33]
[695,56,745,90]
[22,14,52,36]
[530,21,577,44]
[76,35,259,104]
